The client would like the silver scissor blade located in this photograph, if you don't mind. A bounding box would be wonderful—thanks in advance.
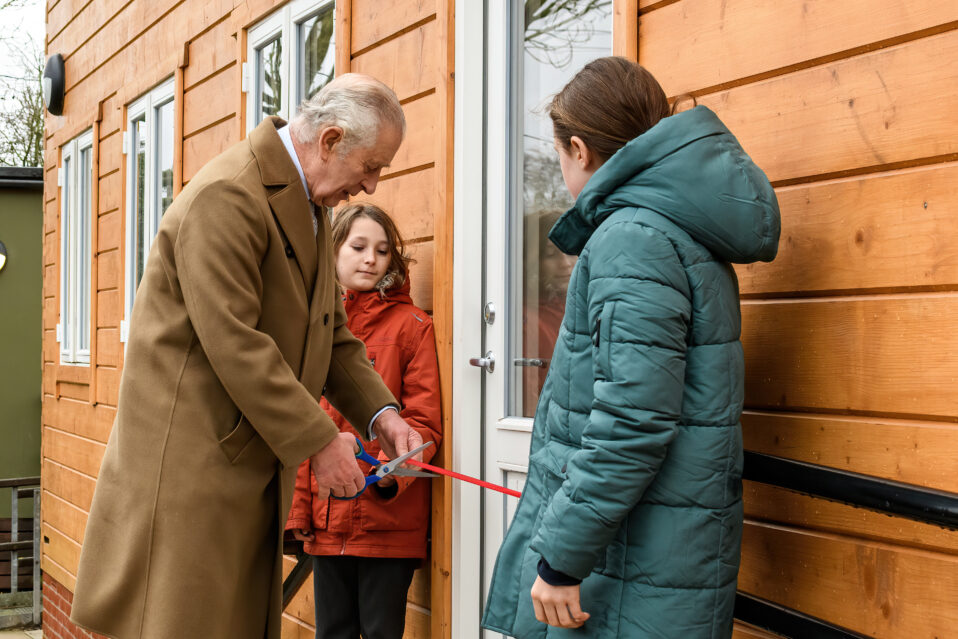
[377,441,434,478]
[389,469,440,478]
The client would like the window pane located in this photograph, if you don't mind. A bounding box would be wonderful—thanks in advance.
[257,37,283,123]
[298,5,335,105]
[61,155,72,355]
[514,0,612,416]
[155,99,175,219]
[79,146,92,353]
[133,116,147,290]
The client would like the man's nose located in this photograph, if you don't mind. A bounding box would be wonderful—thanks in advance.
[361,171,382,195]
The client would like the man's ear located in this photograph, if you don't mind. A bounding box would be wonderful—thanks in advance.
[569,135,594,170]
[317,126,344,158]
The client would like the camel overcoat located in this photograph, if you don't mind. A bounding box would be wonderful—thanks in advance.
[71,117,397,639]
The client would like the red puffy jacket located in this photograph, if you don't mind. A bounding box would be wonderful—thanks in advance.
[285,279,442,559]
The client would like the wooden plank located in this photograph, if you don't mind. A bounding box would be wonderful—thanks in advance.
[334,0,351,75]
[43,459,96,512]
[182,117,238,182]
[40,523,82,586]
[58,381,90,402]
[43,492,88,544]
[44,230,58,267]
[96,328,120,367]
[280,614,314,639]
[43,293,58,331]
[407,566,429,609]
[96,289,121,328]
[406,241,434,313]
[742,296,958,419]
[744,481,958,555]
[47,0,92,46]
[42,363,56,396]
[402,605,429,639]
[43,426,106,478]
[97,129,122,176]
[384,93,437,178]
[99,92,122,139]
[97,247,121,290]
[44,331,59,364]
[613,0,638,60]
[358,166,437,242]
[739,521,958,638]
[98,170,122,217]
[91,404,118,442]
[95,367,121,407]
[351,20,439,102]
[183,64,238,138]
[698,29,958,184]
[184,16,237,90]
[742,411,958,492]
[640,0,958,97]
[736,164,958,296]
[284,570,315,626]
[351,0,436,55]
[42,552,77,593]
[733,624,783,639]
[43,396,93,433]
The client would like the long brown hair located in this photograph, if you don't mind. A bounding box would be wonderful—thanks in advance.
[550,56,671,161]
[331,202,413,295]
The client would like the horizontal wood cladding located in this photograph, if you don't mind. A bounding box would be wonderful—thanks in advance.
[383,94,439,178]
[182,64,237,138]
[406,240,434,313]
[698,29,958,184]
[737,164,958,297]
[42,522,82,588]
[351,20,439,101]
[182,116,239,182]
[742,296,958,420]
[742,411,958,492]
[738,521,958,638]
[42,460,97,513]
[350,0,436,54]
[184,16,237,89]
[744,482,958,555]
[359,167,437,241]
[640,0,958,97]
[43,426,106,479]
[732,624,781,639]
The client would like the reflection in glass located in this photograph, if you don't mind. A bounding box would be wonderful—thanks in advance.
[79,146,92,352]
[299,5,335,106]
[133,116,147,290]
[516,0,611,416]
[257,37,283,123]
[155,99,175,218]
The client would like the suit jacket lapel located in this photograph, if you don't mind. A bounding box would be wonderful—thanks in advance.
[249,117,318,296]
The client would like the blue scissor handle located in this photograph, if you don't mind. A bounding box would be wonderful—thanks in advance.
[332,437,382,500]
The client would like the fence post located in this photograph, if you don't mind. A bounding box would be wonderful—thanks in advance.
[32,486,41,625]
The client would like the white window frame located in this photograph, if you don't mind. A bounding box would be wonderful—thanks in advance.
[122,78,175,342]
[245,0,336,132]
[58,129,94,366]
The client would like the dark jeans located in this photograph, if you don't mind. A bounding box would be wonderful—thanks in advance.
[312,555,419,639]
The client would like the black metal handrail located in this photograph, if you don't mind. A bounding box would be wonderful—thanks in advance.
[2,475,42,627]
[734,450,958,637]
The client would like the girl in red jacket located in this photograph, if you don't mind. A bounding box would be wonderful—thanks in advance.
[286,202,442,639]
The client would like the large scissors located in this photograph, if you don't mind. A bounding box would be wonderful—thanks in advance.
[333,437,438,500]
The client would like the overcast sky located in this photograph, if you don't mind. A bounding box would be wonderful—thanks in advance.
[0,0,45,79]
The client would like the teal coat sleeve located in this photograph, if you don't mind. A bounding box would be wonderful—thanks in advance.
[530,217,692,579]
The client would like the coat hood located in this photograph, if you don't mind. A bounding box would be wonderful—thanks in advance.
[549,106,780,264]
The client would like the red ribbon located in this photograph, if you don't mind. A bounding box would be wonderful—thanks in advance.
[407,459,522,498]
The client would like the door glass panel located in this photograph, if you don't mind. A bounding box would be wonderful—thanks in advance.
[132,115,147,290]
[78,146,92,352]
[298,5,335,105]
[513,0,612,416]
[257,37,283,123]
[61,155,72,355]
[155,99,175,220]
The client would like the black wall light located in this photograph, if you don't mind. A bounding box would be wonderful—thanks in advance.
[43,54,65,116]
[0,240,7,273]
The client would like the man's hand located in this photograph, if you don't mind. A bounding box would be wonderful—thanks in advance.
[373,409,423,462]
[310,432,365,500]
[531,576,590,629]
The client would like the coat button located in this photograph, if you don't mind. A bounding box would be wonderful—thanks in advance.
[323,313,329,325]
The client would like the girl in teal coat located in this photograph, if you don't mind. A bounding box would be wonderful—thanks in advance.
[482,57,780,638]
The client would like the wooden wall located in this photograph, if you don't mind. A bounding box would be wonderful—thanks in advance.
[638,1,958,637]
[41,0,454,637]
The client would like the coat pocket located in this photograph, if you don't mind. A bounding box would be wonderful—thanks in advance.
[219,414,257,464]
[592,301,616,379]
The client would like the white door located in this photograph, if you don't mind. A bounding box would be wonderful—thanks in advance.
[452,1,613,637]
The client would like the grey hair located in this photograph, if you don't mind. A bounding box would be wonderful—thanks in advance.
[290,73,405,153]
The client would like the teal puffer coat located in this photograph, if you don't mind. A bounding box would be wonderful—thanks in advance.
[482,106,780,639]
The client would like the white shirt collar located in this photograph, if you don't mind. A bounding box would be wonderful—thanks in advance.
[277,125,310,201]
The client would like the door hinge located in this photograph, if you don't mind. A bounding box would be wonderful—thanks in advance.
[122,130,130,155]
[241,62,249,94]
[56,323,62,343]
[120,319,129,343]
[56,168,63,187]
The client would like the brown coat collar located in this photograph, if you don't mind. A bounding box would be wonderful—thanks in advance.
[248,116,318,292]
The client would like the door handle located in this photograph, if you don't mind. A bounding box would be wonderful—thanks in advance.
[469,351,495,373]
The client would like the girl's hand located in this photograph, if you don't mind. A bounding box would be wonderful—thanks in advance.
[530,576,590,629]
[292,529,314,543]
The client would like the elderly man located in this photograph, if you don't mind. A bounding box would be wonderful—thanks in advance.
[71,74,421,639]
